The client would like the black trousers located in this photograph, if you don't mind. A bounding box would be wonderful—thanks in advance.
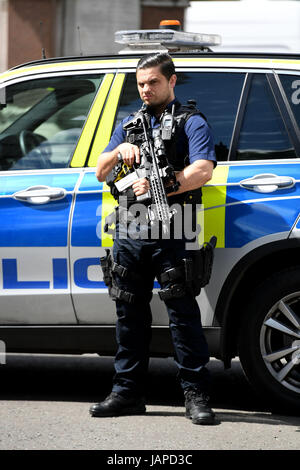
[111,227,210,398]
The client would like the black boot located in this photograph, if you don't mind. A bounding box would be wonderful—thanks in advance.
[89,392,146,417]
[184,389,215,425]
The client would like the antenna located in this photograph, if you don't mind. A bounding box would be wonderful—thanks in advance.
[40,21,46,59]
[77,25,83,56]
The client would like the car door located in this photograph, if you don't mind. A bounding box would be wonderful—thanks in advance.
[0,71,105,324]
[202,70,300,325]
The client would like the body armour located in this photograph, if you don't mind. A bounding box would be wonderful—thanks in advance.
[106,100,207,207]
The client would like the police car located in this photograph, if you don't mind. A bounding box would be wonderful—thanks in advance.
[0,20,300,412]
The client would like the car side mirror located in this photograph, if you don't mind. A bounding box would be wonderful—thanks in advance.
[0,87,6,109]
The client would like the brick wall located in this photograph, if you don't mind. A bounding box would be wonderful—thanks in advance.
[7,0,58,68]
[141,6,185,29]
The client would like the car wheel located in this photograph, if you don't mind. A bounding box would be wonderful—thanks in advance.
[238,267,300,413]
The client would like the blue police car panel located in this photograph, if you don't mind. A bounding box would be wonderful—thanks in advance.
[0,21,300,412]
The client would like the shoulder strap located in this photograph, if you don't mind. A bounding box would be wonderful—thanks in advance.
[174,103,207,124]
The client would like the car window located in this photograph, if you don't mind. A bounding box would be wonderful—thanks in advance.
[235,74,296,161]
[0,74,103,171]
[114,73,143,126]
[114,71,245,161]
[278,74,300,131]
[175,72,245,161]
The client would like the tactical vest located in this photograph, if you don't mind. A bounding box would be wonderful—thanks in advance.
[106,100,207,207]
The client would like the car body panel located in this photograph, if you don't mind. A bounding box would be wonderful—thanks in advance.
[1,52,300,343]
[0,170,80,324]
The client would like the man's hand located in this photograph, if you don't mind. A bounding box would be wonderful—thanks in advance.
[118,143,140,166]
[118,144,149,196]
[96,143,140,182]
[132,177,150,196]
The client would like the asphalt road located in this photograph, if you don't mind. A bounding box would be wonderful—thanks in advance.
[0,354,299,451]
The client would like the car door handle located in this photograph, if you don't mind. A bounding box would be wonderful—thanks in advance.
[13,185,67,204]
[240,173,295,193]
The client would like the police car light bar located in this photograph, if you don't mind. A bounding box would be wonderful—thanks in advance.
[115,26,221,54]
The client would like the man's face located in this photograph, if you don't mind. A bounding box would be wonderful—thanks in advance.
[136,65,177,109]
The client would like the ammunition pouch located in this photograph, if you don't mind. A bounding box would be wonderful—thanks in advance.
[157,236,217,300]
[100,249,136,304]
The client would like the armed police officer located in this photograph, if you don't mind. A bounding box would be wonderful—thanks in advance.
[90,53,217,425]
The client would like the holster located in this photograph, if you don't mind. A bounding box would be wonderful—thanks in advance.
[157,236,217,300]
[99,249,135,304]
[100,249,114,288]
[184,235,217,296]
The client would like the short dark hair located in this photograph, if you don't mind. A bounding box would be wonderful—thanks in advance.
[136,53,176,80]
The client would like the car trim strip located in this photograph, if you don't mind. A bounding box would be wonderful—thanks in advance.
[202,165,229,248]
[70,73,114,168]
[101,182,116,248]
[228,73,251,160]
[87,73,126,167]
[3,56,300,84]
[0,60,135,82]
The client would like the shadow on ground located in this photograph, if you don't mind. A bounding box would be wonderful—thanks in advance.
[0,354,299,427]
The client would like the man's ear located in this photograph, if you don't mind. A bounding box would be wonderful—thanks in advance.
[170,74,177,89]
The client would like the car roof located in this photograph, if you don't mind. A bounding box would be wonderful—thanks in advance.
[1,51,300,84]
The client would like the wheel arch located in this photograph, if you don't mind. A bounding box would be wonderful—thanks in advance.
[214,238,300,367]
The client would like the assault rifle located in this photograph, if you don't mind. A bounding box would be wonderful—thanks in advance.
[114,107,180,235]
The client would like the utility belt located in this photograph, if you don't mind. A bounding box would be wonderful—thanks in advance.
[99,236,217,304]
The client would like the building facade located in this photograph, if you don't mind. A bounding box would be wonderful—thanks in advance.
[0,0,190,72]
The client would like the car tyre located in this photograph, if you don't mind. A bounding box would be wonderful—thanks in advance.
[238,266,300,414]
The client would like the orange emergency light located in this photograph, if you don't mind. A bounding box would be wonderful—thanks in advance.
[159,20,181,31]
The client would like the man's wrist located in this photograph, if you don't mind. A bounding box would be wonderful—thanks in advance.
[113,147,121,164]
[165,181,181,194]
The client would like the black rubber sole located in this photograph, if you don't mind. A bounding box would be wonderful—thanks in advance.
[90,406,146,417]
[185,412,215,425]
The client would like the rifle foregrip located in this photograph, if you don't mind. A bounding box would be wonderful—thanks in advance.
[136,191,152,203]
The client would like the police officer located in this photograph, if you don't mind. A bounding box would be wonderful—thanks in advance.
[90,53,217,425]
